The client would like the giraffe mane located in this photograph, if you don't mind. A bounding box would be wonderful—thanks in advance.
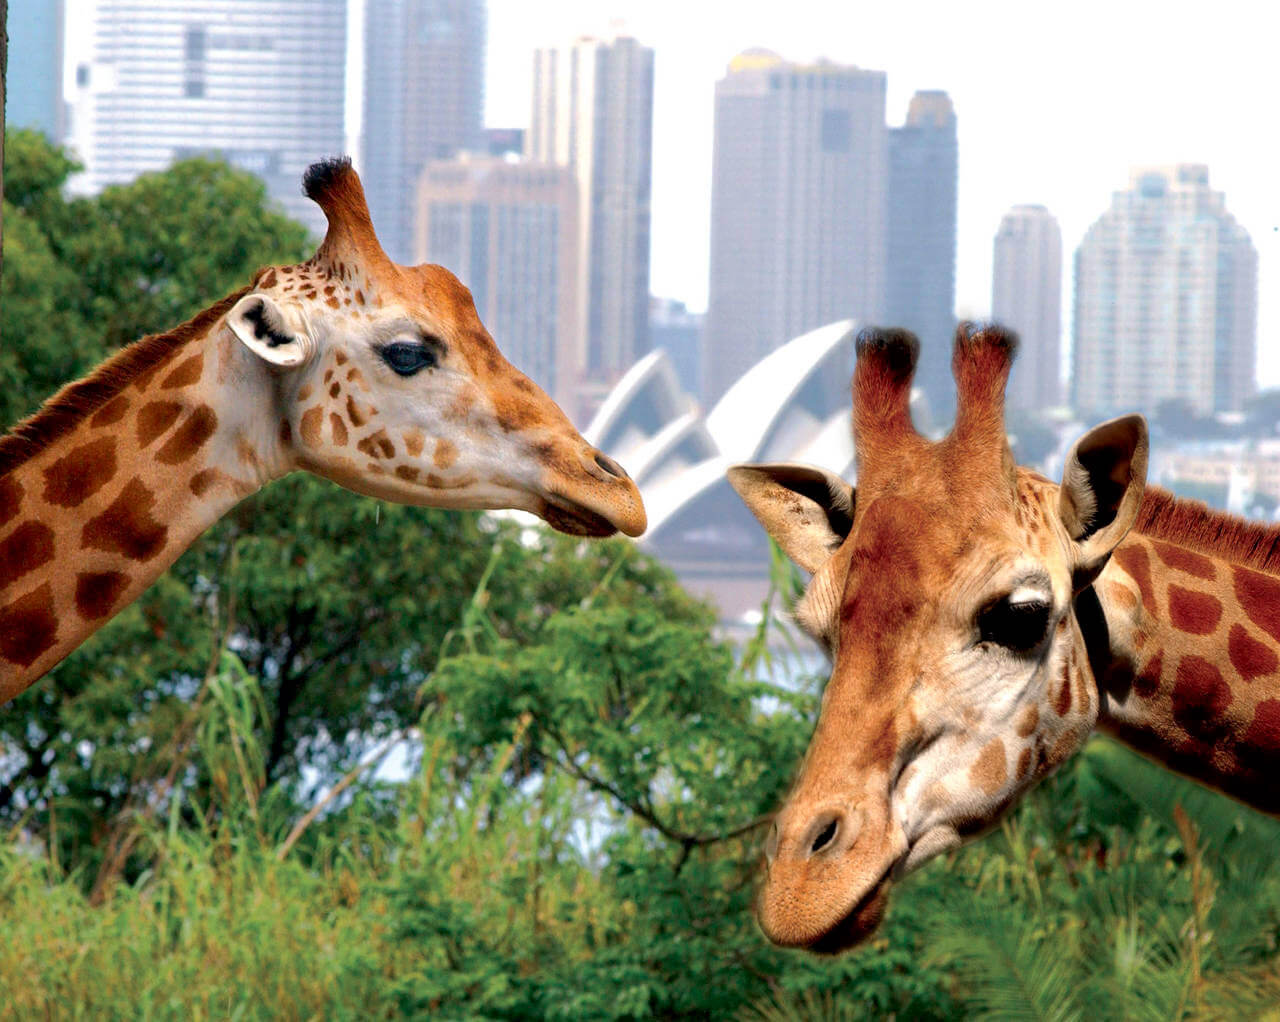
[0,286,251,479]
[1135,485,1280,577]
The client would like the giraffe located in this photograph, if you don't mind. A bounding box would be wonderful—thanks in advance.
[0,157,645,705]
[729,323,1280,954]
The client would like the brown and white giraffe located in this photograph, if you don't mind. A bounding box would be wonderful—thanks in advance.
[0,157,645,704]
[729,323,1280,954]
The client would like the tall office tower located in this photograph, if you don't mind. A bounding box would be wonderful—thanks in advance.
[886,91,957,419]
[363,0,486,262]
[528,35,654,418]
[6,0,65,140]
[705,51,888,404]
[993,205,1063,412]
[1073,165,1257,418]
[414,156,579,407]
[80,0,346,237]
[650,298,704,402]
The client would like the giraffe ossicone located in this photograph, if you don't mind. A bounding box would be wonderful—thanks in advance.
[0,157,645,703]
[731,322,1280,954]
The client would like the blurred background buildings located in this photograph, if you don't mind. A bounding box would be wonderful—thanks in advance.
[3,0,1269,619]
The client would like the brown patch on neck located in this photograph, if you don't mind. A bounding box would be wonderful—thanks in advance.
[0,287,249,480]
[1136,487,1280,578]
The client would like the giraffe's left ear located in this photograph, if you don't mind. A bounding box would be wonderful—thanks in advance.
[227,294,314,368]
[728,463,855,574]
[1057,414,1149,586]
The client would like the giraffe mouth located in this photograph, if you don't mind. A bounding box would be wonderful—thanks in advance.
[798,872,895,955]
[540,496,619,538]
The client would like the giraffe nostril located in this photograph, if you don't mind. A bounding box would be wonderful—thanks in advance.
[810,817,839,855]
[592,450,628,480]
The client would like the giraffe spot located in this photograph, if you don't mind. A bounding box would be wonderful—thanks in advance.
[347,396,371,427]
[137,401,183,448]
[433,439,458,469]
[395,465,420,482]
[324,368,334,383]
[1104,581,1137,611]
[403,430,425,457]
[355,289,365,305]
[1171,655,1232,743]
[357,429,395,460]
[329,382,341,398]
[1133,652,1163,699]
[75,570,129,620]
[1112,544,1157,616]
[326,296,340,310]
[330,413,348,446]
[42,436,117,508]
[0,477,24,529]
[297,384,314,402]
[279,419,293,448]
[1015,746,1033,779]
[189,469,222,497]
[159,352,204,389]
[969,738,1007,795]
[346,367,367,390]
[1237,699,1280,773]
[324,284,335,296]
[132,361,164,392]
[90,395,131,427]
[0,521,55,591]
[1053,660,1073,716]
[1016,703,1039,737]
[1168,585,1222,635]
[1151,540,1216,580]
[1228,624,1277,681]
[1234,566,1280,646]
[1048,729,1081,768]
[0,582,58,666]
[301,407,324,448]
[156,406,217,465]
[257,268,278,289]
[81,478,168,561]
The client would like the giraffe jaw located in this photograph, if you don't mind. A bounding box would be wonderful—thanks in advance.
[540,495,621,538]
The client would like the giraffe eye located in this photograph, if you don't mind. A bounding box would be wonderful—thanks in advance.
[978,596,1052,654]
[380,341,437,377]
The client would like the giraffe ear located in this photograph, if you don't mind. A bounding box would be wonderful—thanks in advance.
[1057,414,1149,584]
[727,463,855,575]
[227,294,314,368]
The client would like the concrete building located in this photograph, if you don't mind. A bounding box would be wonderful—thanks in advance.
[362,0,485,262]
[414,156,578,406]
[704,51,887,404]
[993,205,1063,411]
[76,0,346,236]
[1073,165,1257,418]
[886,90,957,418]
[6,0,65,140]
[528,34,654,419]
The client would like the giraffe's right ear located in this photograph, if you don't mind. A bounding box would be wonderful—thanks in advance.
[727,463,855,575]
[227,294,314,368]
[1057,414,1149,586]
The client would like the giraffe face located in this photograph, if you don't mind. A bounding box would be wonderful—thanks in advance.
[730,327,1148,953]
[225,158,645,538]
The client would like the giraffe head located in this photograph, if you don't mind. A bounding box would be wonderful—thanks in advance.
[730,325,1149,952]
[223,157,645,537]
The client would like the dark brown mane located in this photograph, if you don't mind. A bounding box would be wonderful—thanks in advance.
[1136,486,1280,577]
[0,287,250,479]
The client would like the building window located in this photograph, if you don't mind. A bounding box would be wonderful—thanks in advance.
[821,109,851,153]
[185,78,205,98]
[185,26,206,61]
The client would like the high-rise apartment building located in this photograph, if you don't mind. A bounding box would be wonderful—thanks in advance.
[993,205,1063,411]
[1073,165,1257,418]
[705,51,887,404]
[78,0,346,237]
[414,156,578,406]
[363,0,486,262]
[886,91,957,418]
[528,35,654,418]
[6,0,65,141]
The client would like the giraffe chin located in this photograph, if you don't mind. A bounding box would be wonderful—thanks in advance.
[540,499,619,538]
[802,876,894,956]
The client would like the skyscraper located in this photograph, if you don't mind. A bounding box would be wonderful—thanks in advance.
[993,205,1063,412]
[886,91,957,418]
[1073,165,1257,418]
[704,51,887,404]
[528,35,654,418]
[6,0,65,141]
[362,0,486,262]
[414,156,578,407]
[78,0,347,236]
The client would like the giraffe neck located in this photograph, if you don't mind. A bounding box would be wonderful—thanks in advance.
[1088,527,1280,813]
[0,304,290,703]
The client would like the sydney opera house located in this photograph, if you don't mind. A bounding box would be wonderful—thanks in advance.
[584,320,931,618]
